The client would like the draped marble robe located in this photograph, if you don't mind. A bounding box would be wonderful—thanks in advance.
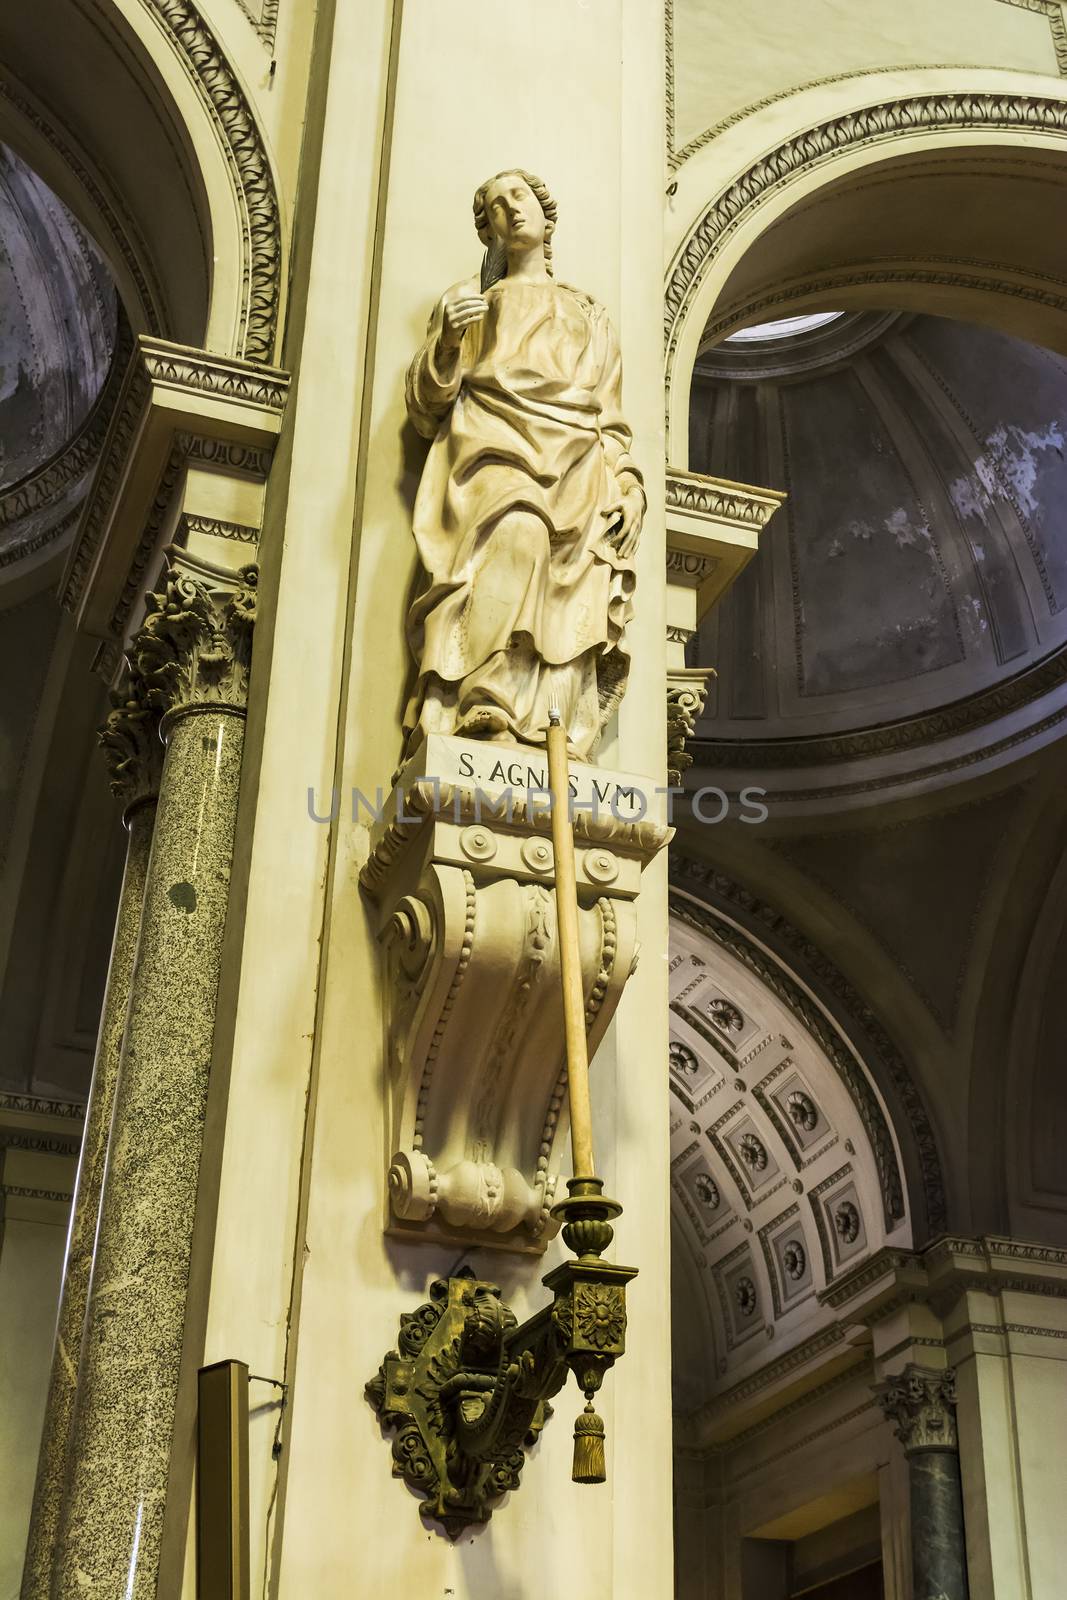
[402,275,644,760]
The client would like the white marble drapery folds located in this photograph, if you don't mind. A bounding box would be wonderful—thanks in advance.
[403,276,644,759]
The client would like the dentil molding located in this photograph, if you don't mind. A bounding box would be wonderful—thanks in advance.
[62,335,287,643]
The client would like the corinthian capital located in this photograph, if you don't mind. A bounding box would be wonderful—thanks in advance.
[99,668,163,814]
[876,1364,959,1455]
[130,550,258,722]
[666,667,714,788]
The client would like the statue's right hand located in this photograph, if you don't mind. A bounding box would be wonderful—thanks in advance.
[440,290,489,352]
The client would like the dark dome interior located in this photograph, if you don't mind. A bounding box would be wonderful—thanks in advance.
[691,312,1067,750]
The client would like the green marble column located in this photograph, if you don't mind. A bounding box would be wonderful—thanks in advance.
[19,679,162,1600]
[53,552,257,1600]
[877,1365,970,1600]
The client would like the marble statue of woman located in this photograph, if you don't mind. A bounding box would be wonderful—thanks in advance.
[402,168,645,761]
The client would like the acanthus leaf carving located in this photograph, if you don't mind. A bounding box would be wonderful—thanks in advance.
[667,668,714,787]
[98,667,164,813]
[876,1363,959,1455]
[129,551,258,721]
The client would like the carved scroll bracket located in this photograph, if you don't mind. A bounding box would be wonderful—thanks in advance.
[359,735,669,1252]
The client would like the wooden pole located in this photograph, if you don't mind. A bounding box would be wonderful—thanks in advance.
[546,709,596,1181]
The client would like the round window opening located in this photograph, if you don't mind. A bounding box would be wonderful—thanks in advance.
[724,311,844,344]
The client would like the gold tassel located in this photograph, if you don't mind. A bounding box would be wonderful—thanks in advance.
[572,1399,607,1484]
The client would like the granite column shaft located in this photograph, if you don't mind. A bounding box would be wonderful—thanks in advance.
[19,720,159,1600]
[53,553,256,1600]
[877,1364,970,1600]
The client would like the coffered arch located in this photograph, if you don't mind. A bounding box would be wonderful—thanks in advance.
[668,894,921,1423]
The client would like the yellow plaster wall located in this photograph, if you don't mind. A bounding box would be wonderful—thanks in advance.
[671,0,1062,159]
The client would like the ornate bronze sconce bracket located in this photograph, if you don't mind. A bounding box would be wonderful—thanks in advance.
[367,1182,636,1539]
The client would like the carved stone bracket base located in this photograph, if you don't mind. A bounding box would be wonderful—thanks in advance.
[359,735,668,1251]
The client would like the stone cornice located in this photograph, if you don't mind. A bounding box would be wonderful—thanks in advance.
[0,1092,85,1121]
[690,637,1067,773]
[62,336,287,635]
[139,341,289,414]
[820,1235,1067,1324]
[666,469,784,529]
[665,469,785,628]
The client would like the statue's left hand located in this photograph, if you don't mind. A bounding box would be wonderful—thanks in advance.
[607,484,644,560]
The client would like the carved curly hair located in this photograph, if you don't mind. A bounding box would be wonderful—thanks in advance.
[472,168,557,278]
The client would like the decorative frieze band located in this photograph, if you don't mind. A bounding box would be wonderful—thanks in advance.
[61,336,286,636]
[145,0,282,362]
[666,469,782,529]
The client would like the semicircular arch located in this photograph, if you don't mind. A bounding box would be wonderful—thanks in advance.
[0,0,283,361]
[665,70,1067,463]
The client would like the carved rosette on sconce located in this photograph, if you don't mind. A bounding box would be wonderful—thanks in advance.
[876,1364,959,1455]
[98,667,164,817]
[359,736,668,1251]
[129,548,258,722]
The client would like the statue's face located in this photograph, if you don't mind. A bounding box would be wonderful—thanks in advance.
[482,174,546,252]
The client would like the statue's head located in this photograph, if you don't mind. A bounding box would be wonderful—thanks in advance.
[473,169,557,276]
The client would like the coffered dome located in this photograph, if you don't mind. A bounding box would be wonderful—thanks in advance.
[0,143,118,582]
[689,312,1067,805]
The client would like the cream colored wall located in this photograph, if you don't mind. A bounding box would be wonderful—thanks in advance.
[675,1365,907,1600]
[671,0,1060,157]
[189,1,669,1596]
[0,1156,73,1599]
[953,1290,1067,1600]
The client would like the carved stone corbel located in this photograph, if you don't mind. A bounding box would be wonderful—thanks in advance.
[359,735,668,1251]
